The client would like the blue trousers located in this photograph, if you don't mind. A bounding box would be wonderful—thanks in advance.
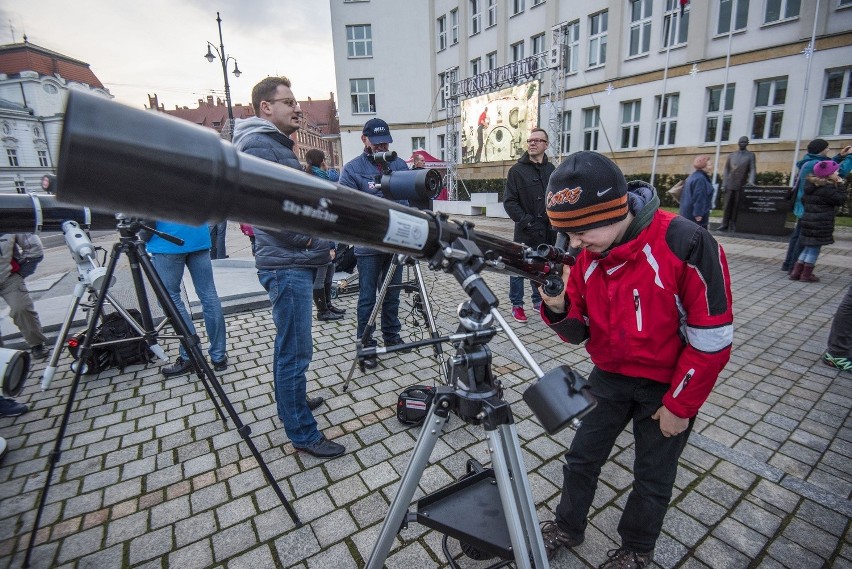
[782,221,804,271]
[258,268,320,447]
[151,250,226,362]
[208,221,228,260]
[509,276,542,308]
[355,254,402,344]
[555,367,694,554]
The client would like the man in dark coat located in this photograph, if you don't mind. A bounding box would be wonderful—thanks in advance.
[232,76,344,459]
[503,127,556,322]
[717,136,756,232]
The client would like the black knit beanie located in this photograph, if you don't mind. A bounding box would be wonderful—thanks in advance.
[546,151,628,232]
[807,138,829,155]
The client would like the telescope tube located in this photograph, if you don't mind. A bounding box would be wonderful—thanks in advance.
[56,91,560,287]
[0,194,116,234]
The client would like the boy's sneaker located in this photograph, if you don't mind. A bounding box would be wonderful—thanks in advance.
[511,306,528,322]
[31,344,49,359]
[212,356,229,372]
[822,352,852,372]
[0,397,29,418]
[539,521,583,560]
[598,548,653,569]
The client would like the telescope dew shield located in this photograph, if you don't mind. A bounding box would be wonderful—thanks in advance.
[0,194,116,233]
[0,347,30,397]
[378,169,442,210]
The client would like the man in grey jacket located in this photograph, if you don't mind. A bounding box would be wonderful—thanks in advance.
[0,233,49,359]
[232,76,344,458]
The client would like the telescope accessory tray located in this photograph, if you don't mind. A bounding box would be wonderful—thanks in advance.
[413,464,514,560]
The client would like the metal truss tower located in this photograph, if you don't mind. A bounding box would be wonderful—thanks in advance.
[546,23,570,166]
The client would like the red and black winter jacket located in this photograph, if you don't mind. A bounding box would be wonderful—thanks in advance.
[543,210,734,419]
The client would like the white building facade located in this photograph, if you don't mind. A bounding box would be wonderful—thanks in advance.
[330,0,852,181]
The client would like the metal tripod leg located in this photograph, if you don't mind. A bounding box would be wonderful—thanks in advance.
[343,254,405,390]
[41,282,85,390]
[366,403,449,569]
[410,260,443,359]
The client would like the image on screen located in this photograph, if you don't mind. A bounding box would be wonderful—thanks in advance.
[460,81,540,164]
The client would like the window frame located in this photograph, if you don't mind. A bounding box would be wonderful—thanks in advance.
[763,0,801,24]
[345,24,373,58]
[412,137,426,152]
[437,15,447,51]
[583,107,601,151]
[620,100,642,149]
[38,149,50,167]
[487,51,498,71]
[511,40,525,63]
[588,11,608,68]
[750,77,787,140]
[628,0,653,58]
[717,0,749,35]
[564,20,580,74]
[662,0,689,48]
[818,67,852,137]
[6,148,19,167]
[349,78,376,114]
[487,0,497,27]
[451,9,459,45]
[531,33,546,56]
[704,84,736,143]
[471,0,482,35]
[654,93,680,146]
[512,0,525,16]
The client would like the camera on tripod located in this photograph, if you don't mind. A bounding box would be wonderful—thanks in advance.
[370,150,443,210]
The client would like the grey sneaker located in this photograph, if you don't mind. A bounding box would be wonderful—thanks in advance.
[540,520,583,560]
[598,548,653,569]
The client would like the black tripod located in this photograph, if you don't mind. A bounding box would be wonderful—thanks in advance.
[343,253,443,391]
[23,217,300,567]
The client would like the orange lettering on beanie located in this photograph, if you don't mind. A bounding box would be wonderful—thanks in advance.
[547,187,582,208]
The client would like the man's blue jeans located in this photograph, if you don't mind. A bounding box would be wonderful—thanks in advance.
[209,221,228,259]
[258,267,320,448]
[355,254,402,344]
[554,367,694,554]
[509,276,542,308]
[782,221,804,271]
[151,250,226,362]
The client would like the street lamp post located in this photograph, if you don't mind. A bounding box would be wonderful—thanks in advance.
[204,11,241,139]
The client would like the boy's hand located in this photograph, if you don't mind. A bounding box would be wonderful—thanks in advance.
[537,264,570,313]
[652,406,690,438]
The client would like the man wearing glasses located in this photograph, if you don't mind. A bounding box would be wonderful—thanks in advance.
[503,128,557,323]
[231,76,345,459]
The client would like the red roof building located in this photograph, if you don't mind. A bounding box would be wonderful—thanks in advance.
[0,40,105,89]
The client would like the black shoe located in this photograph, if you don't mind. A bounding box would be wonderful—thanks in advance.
[317,310,344,321]
[212,356,228,372]
[385,338,412,354]
[162,357,192,377]
[715,225,728,232]
[306,395,325,411]
[362,356,378,370]
[31,344,49,359]
[540,520,584,560]
[294,436,345,458]
[327,303,347,315]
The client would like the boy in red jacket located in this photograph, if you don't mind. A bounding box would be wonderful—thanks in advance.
[538,152,734,568]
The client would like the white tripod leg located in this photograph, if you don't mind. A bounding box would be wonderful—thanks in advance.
[41,282,86,390]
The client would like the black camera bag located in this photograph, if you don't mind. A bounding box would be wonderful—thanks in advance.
[396,384,436,426]
[68,309,151,374]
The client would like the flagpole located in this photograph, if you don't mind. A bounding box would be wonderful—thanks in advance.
[650,4,680,188]
[710,2,736,209]
[789,0,821,184]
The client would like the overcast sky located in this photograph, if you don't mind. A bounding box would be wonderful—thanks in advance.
[1,0,337,109]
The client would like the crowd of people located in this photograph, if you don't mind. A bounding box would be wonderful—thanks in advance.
[1,73,849,568]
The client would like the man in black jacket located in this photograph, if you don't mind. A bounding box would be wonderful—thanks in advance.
[503,128,556,322]
[232,76,344,458]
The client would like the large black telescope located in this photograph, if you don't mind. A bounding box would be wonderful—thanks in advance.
[55,91,569,293]
[0,194,116,234]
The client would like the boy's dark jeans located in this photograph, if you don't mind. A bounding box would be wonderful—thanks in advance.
[555,367,694,554]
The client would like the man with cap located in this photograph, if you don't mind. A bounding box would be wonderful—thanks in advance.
[781,139,852,272]
[503,127,556,322]
[537,151,734,567]
[339,119,410,369]
[232,76,344,459]
[717,136,756,232]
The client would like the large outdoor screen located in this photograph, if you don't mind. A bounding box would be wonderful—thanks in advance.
[460,81,540,164]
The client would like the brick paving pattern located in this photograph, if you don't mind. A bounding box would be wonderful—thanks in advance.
[0,220,850,568]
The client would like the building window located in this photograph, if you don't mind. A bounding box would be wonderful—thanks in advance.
[564,21,580,74]
[764,0,800,24]
[350,78,376,114]
[705,84,736,142]
[451,9,459,45]
[583,107,600,150]
[559,111,572,155]
[486,52,497,71]
[412,137,426,151]
[437,15,447,51]
[511,41,525,63]
[663,0,688,48]
[532,0,544,5]
[438,134,446,161]
[14,180,26,193]
[488,0,497,27]
[818,68,852,136]
[6,149,19,167]
[655,93,679,146]
[346,24,373,58]
[588,11,608,67]
[471,57,482,77]
[531,33,546,56]
[38,150,50,167]
[718,0,749,34]
[621,100,641,149]
[840,0,852,6]
[751,78,786,139]
[629,0,652,57]
[512,0,525,16]
[439,72,447,110]
[471,0,482,35]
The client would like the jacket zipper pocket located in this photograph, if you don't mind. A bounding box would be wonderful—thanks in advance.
[672,368,695,398]
[633,288,642,332]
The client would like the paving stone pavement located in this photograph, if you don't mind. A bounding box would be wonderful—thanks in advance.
[0,217,850,568]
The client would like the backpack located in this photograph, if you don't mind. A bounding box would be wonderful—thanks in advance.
[68,309,152,374]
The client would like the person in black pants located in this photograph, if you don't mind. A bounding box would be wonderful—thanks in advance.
[823,284,852,372]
